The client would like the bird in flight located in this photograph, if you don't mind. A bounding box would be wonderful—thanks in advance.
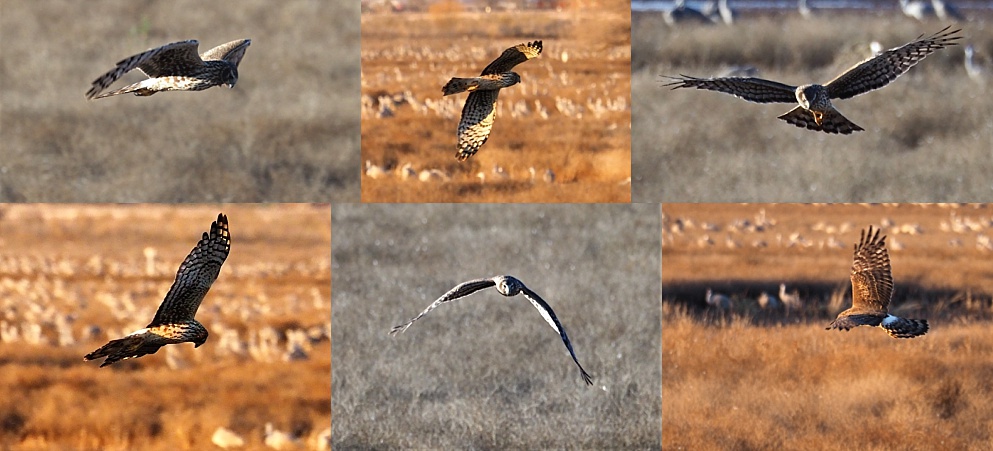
[663,27,960,134]
[390,275,593,385]
[84,213,231,367]
[826,226,928,338]
[443,41,542,161]
[86,39,251,99]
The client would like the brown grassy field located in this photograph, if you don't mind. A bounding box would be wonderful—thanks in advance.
[0,1,359,202]
[360,5,631,202]
[662,203,993,450]
[634,13,993,202]
[0,204,330,449]
[331,204,660,449]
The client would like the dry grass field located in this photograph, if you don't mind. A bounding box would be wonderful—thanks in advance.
[0,204,330,449]
[331,204,660,449]
[0,1,359,202]
[360,5,631,202]
[634,12,993,202]
[662,203,993,450]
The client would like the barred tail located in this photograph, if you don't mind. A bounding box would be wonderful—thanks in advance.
[882,316,929,339]
[777,106,864,135]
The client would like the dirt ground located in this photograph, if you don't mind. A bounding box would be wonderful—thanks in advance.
[662,203,993,450]
[0,204,331,450]
[360,5,631,202]
[331,203,660,449]
[0,0,359,202]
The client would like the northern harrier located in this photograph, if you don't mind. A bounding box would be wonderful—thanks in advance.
[443,41,542,161]
[664,27,960,134]
[390,275,593,385]
[84,214,230,367]
[86,39,251,99]
[826,226,928,338]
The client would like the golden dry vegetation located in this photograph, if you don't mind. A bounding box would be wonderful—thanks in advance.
[360,5,631,202]
[332,204,660,448]
[0,204,330,450]
[0,1,359,202]
[634,12,993,202]
[662,203,993,450]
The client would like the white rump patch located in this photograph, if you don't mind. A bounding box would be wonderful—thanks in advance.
[881,315,899,326]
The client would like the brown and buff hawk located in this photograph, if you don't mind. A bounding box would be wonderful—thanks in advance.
[663,27,960,134]
[86,39,251,99]
[443,41,542,161]
[84,214,230,367]
[826,226,928,338]
[390,275,593,385]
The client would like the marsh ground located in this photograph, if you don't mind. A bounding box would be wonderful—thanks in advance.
[360,5,631,202]
[0,1,359,202]
[634,13,993,202]
[331,204,660,448]
[662,203,993,449]
[0,204,330,449]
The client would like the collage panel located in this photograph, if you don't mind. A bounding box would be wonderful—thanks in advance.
[662,203,993,449]
[331,203,661,448]
[0,204,330,449]
[633,5,992,202]
[360,1,632,202]
[0,1,359,202]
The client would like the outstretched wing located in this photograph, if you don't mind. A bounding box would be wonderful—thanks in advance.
[200,39,252,66]
[850,226,892,313]
[663,75,798,104]
[389,278,497,335]
[519,286,594,385]
[148,213,231,327]
[826,26,961,99]
[86,40,202,99]
[480,40,542,75]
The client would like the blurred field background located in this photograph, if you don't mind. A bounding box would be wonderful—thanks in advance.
[633,7,993,202]
[662,203,993,449]
[0,204,330,449]
[332,204,660,448]
[360,1,631,202]
[0,0,359,202]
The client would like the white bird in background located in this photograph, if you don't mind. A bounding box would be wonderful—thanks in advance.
[964,45,985,83]
[779,283,802,309]
[264,423,300,450]
[211,427,246,449]
[705,288,731,309]
[390,275,594,385]
[899,0,935,21]
[665,0,715,25]
[932,0,965,21]
[758,291,780,309]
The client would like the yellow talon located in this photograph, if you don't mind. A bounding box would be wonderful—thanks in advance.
[813,111,824,125]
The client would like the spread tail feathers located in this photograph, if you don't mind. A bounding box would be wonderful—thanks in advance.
[778,106,864,135]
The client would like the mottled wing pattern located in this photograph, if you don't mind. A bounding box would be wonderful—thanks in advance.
[200,38,252,66]
[850,226,893,313]
[86,40,202,99]
[778,105,864,134]
[519,286,594,385]
[663,76,798,104]
[826,26,961,99]
[148,213,231,327]
[480,40,543,75]
[456,90,499,161]
[389,278,497,335]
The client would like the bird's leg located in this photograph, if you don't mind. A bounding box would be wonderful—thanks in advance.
[812,110,824,125]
